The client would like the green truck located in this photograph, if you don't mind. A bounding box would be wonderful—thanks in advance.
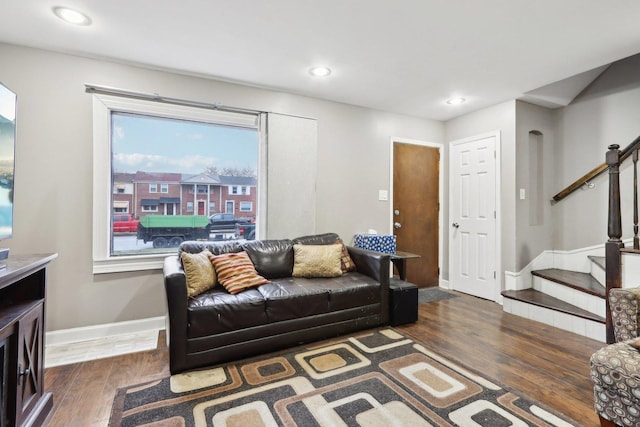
[137,215,211,248]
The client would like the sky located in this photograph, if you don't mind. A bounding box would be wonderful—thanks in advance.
[0,83,16,162]
[111,112,258,175]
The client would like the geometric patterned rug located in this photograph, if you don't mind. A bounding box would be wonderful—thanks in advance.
[109,328,578,426]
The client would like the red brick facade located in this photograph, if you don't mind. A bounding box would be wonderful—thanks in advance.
[112,172,257,220]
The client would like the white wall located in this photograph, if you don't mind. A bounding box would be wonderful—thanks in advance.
[0,43,443,331]
[515,101,556,270]
[553,54,640,250]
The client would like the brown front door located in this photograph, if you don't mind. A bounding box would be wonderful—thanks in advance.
[393,142,439,287]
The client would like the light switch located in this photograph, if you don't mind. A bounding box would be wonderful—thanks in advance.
[378,190,388,201]
[519,188,526,200]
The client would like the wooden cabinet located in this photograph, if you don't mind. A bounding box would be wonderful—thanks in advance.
[0,254,56,427]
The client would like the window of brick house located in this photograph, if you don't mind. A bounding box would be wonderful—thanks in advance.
[92,93,262,273]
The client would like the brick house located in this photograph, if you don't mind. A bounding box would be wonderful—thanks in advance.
[112,171,257,219]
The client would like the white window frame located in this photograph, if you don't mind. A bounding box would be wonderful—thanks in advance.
[160,183,169,193]
[240,201,253,212]
[92,93,261,273]
[149,183,158,193]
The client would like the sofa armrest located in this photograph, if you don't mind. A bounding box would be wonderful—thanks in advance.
[610,287,640,342]
[163,255,189,373]
[347,246,390,286]
[347,246,390,324]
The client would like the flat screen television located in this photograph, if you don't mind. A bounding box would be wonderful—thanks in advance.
[0,82,15,253]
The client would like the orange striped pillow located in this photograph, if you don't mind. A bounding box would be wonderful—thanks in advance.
[208,251,268,294]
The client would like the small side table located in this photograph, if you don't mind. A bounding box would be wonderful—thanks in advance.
[390,251,420,281]
[389,278,418,326]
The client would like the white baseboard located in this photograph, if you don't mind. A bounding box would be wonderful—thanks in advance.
[45,316,166,347]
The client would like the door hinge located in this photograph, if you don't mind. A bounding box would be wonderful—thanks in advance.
[493,271,496,279]
[494,211,496,219]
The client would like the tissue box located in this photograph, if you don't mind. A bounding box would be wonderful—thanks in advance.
[353,234,397,254]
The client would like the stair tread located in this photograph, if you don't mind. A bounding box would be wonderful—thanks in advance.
[532,268,605,297]
[587,255,605,270]
[502,289,605,323]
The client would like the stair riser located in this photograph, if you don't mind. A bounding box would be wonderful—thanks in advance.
[590,262,605,286]
[622,254,640,288]
[503,298,605,342]
[532,276,605,318]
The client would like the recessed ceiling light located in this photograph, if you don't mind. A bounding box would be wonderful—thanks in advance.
[446,97,466,105]
[52,6,92,26]
[309,66,332,77]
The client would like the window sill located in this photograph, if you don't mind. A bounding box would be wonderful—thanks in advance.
[93,253,168,274]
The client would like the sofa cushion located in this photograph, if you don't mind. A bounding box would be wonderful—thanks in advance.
[292,244,343,278]
[242,239,294,279]
[188,288,267,337]
[208,251,269,294]
[258,279,330,322]
[321,272,381,310]
[180,250,217,297]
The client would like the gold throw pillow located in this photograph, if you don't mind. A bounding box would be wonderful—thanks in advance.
[292,243,343,278]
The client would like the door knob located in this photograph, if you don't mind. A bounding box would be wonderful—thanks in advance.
[394,222,402,229]
[452,222,459,228]
[394,209,400,216]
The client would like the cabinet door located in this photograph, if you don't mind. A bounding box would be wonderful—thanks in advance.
[15,304,43,426]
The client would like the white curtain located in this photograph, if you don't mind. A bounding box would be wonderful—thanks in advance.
[264,113,318,239]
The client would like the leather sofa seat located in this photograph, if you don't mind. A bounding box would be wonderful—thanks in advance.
[188,288,266,338]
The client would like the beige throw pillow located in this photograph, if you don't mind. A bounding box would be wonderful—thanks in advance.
[181,250,216,297]
[292,243,343,278]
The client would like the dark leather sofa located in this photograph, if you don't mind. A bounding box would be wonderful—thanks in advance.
[163,233,391,374]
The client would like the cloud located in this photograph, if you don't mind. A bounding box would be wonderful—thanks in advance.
[113,126,125,141]
[113,152,218,173]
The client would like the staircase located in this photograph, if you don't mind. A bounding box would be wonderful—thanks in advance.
[503,138,640,344]
[501,255,606,342]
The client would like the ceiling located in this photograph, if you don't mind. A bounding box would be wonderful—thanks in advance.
[1,1,640,121]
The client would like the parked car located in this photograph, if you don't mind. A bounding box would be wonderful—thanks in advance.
[209,213,251,231]
[234,223,256,240]
[113,214,139,233]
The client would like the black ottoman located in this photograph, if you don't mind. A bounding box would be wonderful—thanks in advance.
[389,279,418,326]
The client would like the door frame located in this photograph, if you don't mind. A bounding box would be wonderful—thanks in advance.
[389,137,444,286]
[448,130,502,302]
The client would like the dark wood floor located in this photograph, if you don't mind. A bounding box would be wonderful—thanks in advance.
[43,291,604,426]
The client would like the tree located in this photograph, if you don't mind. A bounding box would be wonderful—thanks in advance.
[204,166,256,177]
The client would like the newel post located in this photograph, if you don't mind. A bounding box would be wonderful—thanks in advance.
[606,144,623,343]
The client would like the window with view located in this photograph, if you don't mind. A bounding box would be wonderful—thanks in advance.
[110,112,260,257]
[92,93,262,273]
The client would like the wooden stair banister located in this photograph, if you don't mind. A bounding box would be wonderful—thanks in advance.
[605,135,640,343]
[606,144,623,344]
[553,135,640,203]
[552,163,608,202]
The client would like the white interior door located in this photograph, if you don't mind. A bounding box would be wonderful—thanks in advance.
[449,133,498,300]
